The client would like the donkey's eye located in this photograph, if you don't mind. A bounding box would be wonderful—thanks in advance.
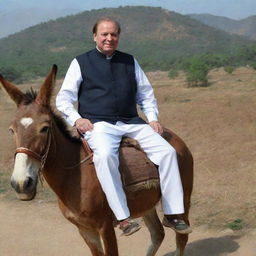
[40,126,49,133]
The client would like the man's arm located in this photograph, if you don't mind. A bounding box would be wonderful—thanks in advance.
[55,59,93,133]
[134,59,163,135]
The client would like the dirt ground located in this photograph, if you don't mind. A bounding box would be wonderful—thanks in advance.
[0,197,255,256]
[0,67,256,255]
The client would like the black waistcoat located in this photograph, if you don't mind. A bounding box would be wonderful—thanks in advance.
[76,49,146,124]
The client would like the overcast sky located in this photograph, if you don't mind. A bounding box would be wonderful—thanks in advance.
[0,0,256,19]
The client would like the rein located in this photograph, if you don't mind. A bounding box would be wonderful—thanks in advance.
[63,135,93,169]
[63,154,93,169]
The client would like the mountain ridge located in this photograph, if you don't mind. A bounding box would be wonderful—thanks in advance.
[1,1,256,38]
[189,13,256,40]
[0,6,254,81]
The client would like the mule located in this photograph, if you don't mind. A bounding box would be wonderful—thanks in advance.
[0,65,193,256]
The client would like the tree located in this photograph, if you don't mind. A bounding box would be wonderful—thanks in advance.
[186,58,209,87]
[0,66,23,83]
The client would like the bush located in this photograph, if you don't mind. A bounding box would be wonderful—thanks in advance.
[0,66,23,83]
[202,53,230,68]
[224,66,235,74]
[186,58,209,87]
[168,69,179,79]
[250,63,256,70]
[226,219,244,230]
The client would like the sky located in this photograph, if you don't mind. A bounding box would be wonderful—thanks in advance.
[0,0,256,19]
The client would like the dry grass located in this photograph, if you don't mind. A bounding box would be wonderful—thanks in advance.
[1,67,256,232]
[150,67,256,231]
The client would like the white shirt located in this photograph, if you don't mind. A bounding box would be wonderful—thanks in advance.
[56,54,159,126]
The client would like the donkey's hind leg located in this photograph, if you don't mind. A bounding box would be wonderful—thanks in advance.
[78,227,104,256]
[143,208,165,256]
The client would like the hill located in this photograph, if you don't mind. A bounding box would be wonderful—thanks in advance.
[189,14,256,40]
[0,6,254,81]
[1,0,256,38]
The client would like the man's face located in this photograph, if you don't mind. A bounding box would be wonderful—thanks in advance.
[93,21,119,56]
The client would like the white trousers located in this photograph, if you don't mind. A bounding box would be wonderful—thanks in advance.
[84,121,184,220]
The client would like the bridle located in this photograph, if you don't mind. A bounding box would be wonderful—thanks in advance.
[14,122,93,170]
[14,123,53,170]
[15,147,43,162]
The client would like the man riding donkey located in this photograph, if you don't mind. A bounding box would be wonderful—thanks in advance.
[56,17,192,236]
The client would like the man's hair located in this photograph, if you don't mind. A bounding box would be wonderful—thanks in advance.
[92,17,121,34]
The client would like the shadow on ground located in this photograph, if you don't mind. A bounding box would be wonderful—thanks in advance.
[163,235,241,256]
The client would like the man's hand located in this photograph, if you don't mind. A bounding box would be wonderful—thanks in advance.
[149,121,163,135]
[75,118,93,134]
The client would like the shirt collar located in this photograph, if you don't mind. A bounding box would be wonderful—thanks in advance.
[96,47,115,59]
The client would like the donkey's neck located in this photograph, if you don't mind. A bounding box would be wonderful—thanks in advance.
[42,123,86,206]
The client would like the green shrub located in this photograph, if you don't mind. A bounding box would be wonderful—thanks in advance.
[202,53,230,68]
[250,63,256,70]
[186,58,209,87]
[168,69,179,79]
[0,66,23,83]
[227,219,244,230]
[224,66,235,74]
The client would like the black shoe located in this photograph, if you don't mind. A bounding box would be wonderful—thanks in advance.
[162,216,192,234]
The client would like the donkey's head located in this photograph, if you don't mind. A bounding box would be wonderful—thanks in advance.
[0,65,57,200]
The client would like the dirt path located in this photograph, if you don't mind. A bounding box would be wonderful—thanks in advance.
[0,198,255,256]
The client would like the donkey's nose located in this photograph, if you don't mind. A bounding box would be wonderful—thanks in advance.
[23,177,34,191]
[10,179,21,193]
[10,177,35,193]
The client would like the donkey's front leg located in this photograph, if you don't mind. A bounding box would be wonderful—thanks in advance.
[99,219,119,256]
[78,227,105,256]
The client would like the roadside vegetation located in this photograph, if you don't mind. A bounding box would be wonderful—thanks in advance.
[167,44,256,87]
[2,41,256,86]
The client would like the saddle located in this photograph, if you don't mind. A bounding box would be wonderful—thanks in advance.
[119,137,159,192]
[81,137,160,192]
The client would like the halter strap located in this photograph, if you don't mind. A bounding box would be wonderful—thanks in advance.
[14,123,52,167]
[14,127,93,170]
[15,147,42,161]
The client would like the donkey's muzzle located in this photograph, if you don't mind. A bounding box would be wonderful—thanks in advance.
[11,177,37,201]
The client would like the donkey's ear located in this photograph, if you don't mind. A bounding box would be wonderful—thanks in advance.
[0,74,25,106]
[36,65,57,106]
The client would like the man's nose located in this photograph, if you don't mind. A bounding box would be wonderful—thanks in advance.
[106,34,112,40]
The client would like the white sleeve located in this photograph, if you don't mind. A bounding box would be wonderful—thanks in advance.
[134,58,159,122]
[55,59,83,126]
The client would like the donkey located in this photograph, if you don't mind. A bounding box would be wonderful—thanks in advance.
[0,65,193,256]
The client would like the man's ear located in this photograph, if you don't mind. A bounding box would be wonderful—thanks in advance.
[93,33,97,42]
